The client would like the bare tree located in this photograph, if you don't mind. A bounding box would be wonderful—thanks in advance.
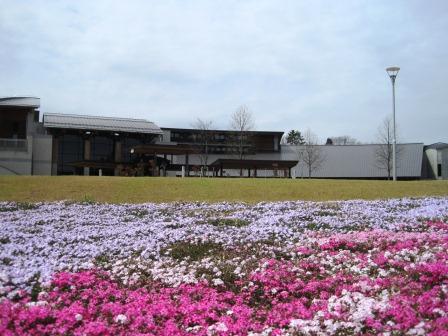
[230,105,254,176]
[375,117,402,180]
[191,118,213,176]
[302,129,325,178]
[283,130,306,177]
[230,105,254,159]
[327,135,360,145]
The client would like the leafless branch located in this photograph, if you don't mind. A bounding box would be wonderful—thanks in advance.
[302,129,325,178]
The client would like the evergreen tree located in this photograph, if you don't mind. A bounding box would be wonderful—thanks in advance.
[285,130,305,145]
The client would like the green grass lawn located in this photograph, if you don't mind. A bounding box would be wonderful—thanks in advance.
[0,176,447,203]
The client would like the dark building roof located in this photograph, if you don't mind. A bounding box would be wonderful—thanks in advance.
[162,127,284,136]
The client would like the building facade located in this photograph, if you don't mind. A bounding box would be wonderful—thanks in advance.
[0,97,52,175]
[43,113,164,176]
[0,96,444,179]
[423,143,448,180]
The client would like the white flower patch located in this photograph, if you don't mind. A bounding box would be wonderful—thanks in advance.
[328,291,390,331]
[407,321,427,335]
[212,278,224,286]
[0,197,447,293]
[207,322,228,335]
[25,300,48,307]
[114,314,127,324]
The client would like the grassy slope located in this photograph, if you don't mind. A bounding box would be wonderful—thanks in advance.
[0,176,447,203]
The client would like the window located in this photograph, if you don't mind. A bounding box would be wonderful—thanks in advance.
[122,137,143,163]
[0,109,27,139]
[438,164,442,177]
[57,134,84,175]
[91,136,114,162]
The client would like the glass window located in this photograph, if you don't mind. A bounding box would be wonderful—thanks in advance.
[0,109,27,139]
[91,136,114,162]
[57,134,84,175]
[122,137,144,163]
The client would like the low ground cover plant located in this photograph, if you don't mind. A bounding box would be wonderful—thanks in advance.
[0,198,447,335]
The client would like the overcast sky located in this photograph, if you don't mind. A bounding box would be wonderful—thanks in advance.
[1,1,447,144]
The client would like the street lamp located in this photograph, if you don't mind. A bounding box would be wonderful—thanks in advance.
[386,66,400,181]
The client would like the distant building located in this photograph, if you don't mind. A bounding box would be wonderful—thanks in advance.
[283,144,424,179]
[423,142,448,179]
[0,96,445,179]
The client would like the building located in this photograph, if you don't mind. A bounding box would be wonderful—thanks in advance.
[158,127,289,177]
[0,97,52,175]
[0,96,445,179]
[284,143,424,179]
[422,142,448,180]
[43,113,163,176]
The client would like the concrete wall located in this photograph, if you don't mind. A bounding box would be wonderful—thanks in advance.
[425,149,438,179]
[425,148,448,180]
[26,111,39,135]
[442,148,448,179]
[0,103,44,176]
[0,136,33,175]
[0,134,63,176]
[32,135,53,175]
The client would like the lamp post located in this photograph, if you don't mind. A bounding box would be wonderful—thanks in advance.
[386,66,400,181]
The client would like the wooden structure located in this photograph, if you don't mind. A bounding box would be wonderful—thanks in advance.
[209,159,298,178]
[131,143,197,176]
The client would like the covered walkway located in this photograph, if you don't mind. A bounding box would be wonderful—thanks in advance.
[209,159,298,178]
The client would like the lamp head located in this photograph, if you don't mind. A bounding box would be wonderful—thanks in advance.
[386,66,400,79]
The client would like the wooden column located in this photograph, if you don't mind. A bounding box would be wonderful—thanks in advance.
[185,153,189,177]
[51,137,59,175]
[163,154,167,177]
[153,152,157,176]
[84,138,91,176]
[114,140,122,176]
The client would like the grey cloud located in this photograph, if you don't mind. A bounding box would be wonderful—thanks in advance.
[0,0,447,144]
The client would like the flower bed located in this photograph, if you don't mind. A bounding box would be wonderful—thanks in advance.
[0,198,447,335]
